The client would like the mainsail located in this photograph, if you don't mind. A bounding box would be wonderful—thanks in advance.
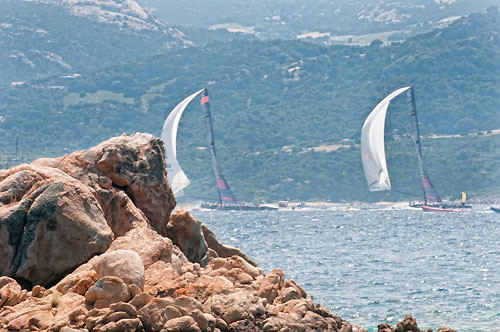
[200,88,237,204]
[361,87,410,191]
[161,89,204,195]
[406,87,442,203]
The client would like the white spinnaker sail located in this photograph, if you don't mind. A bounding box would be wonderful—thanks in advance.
[161,89,204,195]
[361,87,410,191]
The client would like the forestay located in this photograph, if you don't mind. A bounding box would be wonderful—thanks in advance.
[161,89,204,195]
[361,87,410,191]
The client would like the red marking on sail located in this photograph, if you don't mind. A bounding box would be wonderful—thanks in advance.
[221,196,235,202]
[217,178,228,189]
[201,96,209,105]
[422,177,432,189]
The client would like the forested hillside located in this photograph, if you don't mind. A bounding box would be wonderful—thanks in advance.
[1,7,498,202]
[0,0,189,84]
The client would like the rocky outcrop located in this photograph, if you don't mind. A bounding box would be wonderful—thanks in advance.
[167,209,209,267]
[201,223,257,267]
[0,165,113,287]
[377,315,457,332]
[0,134,457,332]
[33,133,175,237]
[0,133,176,288]
[92,250,145,290]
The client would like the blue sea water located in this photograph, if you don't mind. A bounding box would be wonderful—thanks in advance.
[191,206,500,332]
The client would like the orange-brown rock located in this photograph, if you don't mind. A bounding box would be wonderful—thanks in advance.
[253,269,285,304]
[160,316,201,332]
[167,209,209,266]
[60,327,88,332]
[107,226,187,271]
[262,298,346,332]
[33,133,175,237]
[188,309,210,331]
[0,165,113,287]
[379,323,395,332]
[0,277,26,308]
[0,288,89,331]
[203,290,266,325]
[85,276,131,307]
[275,280,307,304]
[0,169,42,205]
[182,274,234,300]
[93,250,145,290]
[201,223,257,266]
[353,325,369,332]
[436,327,457,332]
[395,315,420,332]
[137,298,182,332]
[109,302,138,317]
[55,270,97,296]
[173,295,203,313]
[144,261,184,297]
[51,292,87,330]
[129,292,153,310]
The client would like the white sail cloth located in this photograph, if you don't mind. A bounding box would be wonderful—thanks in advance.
[361,87,410,191]
[161,89,204,195]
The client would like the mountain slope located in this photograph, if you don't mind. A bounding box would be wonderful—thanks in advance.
[0,0,190,84]
[139,0,500,44]
[1,8,498,201]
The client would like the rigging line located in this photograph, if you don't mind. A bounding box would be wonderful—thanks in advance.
[392,189,421,198]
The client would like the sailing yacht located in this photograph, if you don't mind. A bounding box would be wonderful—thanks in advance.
[361,87,470,212]
[161,89,276,210]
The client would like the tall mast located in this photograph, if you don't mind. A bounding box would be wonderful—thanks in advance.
[200,88,237,205]
[407,87,441,203]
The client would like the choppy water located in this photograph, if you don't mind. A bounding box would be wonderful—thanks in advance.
[191,205,500,332]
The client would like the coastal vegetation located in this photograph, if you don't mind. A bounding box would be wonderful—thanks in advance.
[0,7,498,202]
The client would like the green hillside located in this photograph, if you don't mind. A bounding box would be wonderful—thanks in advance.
[0,0,188,85]
[1,8,499,202]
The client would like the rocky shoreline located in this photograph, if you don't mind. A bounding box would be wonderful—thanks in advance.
[1,133,457,332]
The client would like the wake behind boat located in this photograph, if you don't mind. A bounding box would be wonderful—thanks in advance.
[200,202,278,211]
[361,87,470,212]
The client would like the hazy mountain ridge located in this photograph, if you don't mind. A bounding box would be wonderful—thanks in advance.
[0,0,190,84]
[138,0,500,43]
[24,0,176,32]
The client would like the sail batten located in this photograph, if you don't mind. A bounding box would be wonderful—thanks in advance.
[361,87,410,191]
[200,88,237,205]
[160,89,204,195]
